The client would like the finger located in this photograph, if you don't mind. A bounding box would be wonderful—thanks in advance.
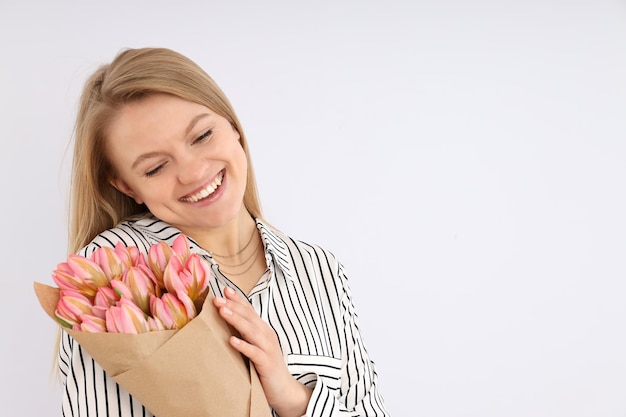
[222,286,253,308]
[215,288,262,324]
[213,297,269,343]
[229,335,265,363]
[221,306,267,344]
[212,295,257,325]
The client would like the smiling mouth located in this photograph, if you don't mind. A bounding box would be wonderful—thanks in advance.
[180,170,224,202]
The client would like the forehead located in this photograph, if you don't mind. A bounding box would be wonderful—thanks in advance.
[110,94,211,136]
[104,94,213,166]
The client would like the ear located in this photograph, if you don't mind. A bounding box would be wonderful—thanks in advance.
[110,178,144,205]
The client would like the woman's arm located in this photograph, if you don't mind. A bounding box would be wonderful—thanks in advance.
[303,261,389,417]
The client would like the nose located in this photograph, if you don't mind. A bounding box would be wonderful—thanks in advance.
[176,151,205,185]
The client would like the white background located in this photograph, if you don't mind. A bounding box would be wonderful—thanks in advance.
[1,1,625,416]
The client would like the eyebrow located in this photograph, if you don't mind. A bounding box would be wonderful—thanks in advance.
[185,113,210,135]
[131,113,210,170]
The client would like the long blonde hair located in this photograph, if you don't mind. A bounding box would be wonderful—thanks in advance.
[69,47,262,253]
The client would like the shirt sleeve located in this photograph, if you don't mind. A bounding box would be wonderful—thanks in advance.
[304,262,390,417]
[58,330,153,417]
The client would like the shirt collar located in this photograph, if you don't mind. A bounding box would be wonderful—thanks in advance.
[255,218,296,283]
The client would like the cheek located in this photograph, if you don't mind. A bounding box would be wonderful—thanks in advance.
[134,181,162,200]
[236,150,249,180]
[234,140,248,165]
[123,180,147,205]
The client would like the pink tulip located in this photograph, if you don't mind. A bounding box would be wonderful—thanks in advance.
[52,256,107,299]
[111,242,147,270]
[94,285,119,307]
[110,278,133,300]
[147,234,189,284]
[162,258,194,317]
[77,314,107,333]
[92,286,120,319]
[90,246,126,281]
[67,254,110,287]
[176,291,198,321]
[147,316,166,331]
[55,291,94,328]
[52,264,96,299]
[163,255,185,293]
[127,245,149,268]
[163,254,210,301]
[172,234,191,261]
[151,293,190,329]
[184,254,210,300]
[147,241,174,284]
[112,242,132,267]
[122,266,159,315]
[105,299,149,334]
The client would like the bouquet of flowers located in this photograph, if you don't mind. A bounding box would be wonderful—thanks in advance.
[34,234,271,417]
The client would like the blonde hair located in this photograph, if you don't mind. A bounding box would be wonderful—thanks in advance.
[69,47,262,253]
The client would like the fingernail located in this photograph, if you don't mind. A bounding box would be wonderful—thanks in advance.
[223,307,233,316]
[225,287,234,295]
[231,336,241,345]
[215,297,226,305]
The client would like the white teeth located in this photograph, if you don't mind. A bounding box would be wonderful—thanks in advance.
[182,171,223,202]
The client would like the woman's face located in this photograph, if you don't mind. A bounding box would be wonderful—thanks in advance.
[106,93,248,234]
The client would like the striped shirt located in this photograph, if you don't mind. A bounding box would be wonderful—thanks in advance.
[59,215,389,416]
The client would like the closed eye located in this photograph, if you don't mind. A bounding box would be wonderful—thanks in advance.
[145,163,166,177]
[193,129,212,144]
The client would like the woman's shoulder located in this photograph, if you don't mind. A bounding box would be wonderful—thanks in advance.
[78,214,182,256]
[257,219,341,271]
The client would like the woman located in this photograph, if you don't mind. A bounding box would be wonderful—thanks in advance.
[60,47,389,416]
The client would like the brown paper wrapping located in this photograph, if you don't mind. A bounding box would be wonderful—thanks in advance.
[34,282,272,417]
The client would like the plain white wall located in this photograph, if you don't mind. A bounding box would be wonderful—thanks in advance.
[2,1,626,416]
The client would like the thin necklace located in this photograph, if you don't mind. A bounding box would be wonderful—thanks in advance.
[214,236,260,267]
[210,227,257,258]
[218,241,262,276]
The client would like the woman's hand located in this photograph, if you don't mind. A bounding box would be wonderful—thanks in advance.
[213,286,312,417]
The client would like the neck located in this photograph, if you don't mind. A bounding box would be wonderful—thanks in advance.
[178,206,258,256]
[175,206,266,295]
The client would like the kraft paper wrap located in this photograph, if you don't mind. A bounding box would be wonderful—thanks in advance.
[34,282,272,417]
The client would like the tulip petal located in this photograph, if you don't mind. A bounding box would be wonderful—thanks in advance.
[163,255,186,294]
[147,316,165,331]
[152,293,190,329]
[185,254,211,300]
[147,241,173,285]
[55,291,94,328]
[172,234,190,262]
[78,314,107,333]
[110,279,133,300]
[66,254,109,288]
[122,266,158,315]
[90,246,125,281]
[92,287,119,319]
[105,299,149,334]
[52,263,97,299]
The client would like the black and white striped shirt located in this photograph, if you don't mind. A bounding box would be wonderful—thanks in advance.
[59,215,389,416]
